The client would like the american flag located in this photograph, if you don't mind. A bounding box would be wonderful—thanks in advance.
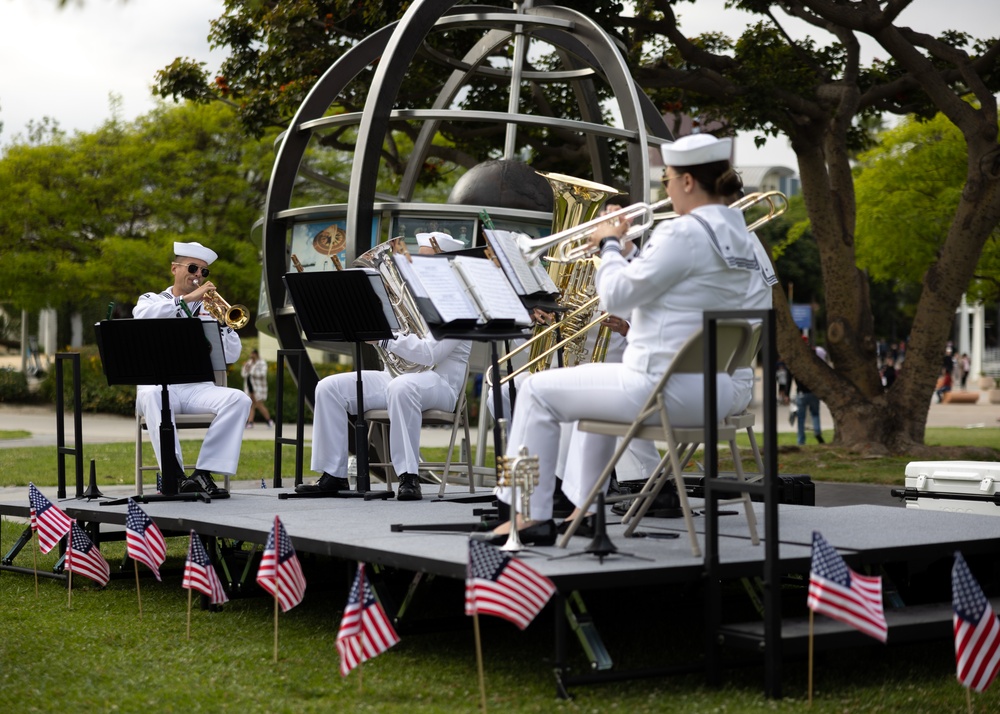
[807,531,887,642]
[465,539,556,630]
[65,520,110,587]
[256,516,306,612]
[27,483,73,554]
[953,550,1000,692]
[125,499,166,581]
[336,563,400,677]
[182,530,229,605]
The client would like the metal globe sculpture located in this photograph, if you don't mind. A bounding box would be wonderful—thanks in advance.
[259,1,673,404]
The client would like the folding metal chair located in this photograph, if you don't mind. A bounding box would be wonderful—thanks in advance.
[135,370,231,495]
[726,322,765,478]
[560,320,757,556]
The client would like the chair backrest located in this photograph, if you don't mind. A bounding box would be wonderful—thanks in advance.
[670,320,754,377]
[728,321,763,372]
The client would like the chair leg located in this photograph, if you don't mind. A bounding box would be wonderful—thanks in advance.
[621,439,701,558]
[437,413,462,498]
[727,439,760,545]
[746,426,764,482]
[135,418,144,496]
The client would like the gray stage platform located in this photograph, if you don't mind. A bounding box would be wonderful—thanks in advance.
[3,486,999,590]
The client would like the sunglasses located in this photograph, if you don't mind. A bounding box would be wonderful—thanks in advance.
[174,262,210,278]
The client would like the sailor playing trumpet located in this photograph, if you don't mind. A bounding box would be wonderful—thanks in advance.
[133,241,252,498]
[477,134,775,544]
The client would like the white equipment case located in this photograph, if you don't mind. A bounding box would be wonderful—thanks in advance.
[900,461,1000,516]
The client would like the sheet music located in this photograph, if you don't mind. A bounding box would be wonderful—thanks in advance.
[362,269,401,331]
[484,229,538,294]
[449,256,533,326]
[394,254,480,323]
[529,257,559,295]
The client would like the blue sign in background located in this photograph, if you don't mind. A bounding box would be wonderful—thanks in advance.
[790,303,813,330]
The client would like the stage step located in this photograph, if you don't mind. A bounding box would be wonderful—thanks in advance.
[718,598,1000,655]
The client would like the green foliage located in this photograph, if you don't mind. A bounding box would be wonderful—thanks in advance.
[0,368,32,403]
[855,113,1000,300]
[0,102,275,320]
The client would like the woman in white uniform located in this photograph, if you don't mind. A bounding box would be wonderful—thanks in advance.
[474,134,771,545]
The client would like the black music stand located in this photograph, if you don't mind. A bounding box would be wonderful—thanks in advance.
[94,318,217,504]
[282,270,399,500]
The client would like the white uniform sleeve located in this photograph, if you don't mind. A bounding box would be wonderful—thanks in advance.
[596,220,700,316]
[133,291,187,319]
[383,333,460,368]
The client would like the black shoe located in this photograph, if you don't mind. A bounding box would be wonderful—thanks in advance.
[470,519,557,547]
[397,473,423,501]
[553,479,574,518]
[816,434,825,444]
[181,469,230,498]
[295,473,349,494]
[557,514,596,538]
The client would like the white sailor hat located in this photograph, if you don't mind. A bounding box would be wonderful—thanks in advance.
[660,134,733,167]
[415,231,465,253]
[173,241,218,265]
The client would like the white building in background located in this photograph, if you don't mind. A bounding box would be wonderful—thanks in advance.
[737,165,800,197]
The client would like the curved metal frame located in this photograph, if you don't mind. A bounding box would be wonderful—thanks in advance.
[261,1,674,407]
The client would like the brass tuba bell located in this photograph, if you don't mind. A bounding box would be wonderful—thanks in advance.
[202,290,250,330]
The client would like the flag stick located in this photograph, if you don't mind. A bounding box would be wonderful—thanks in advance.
[358,638,364,694]
[808,609,814,707]
[273,595,279,663]
[966,686,972,714]
[32,534,39,598]
[187,587,193,640]
[473,612,488,714]
[134,559,143,620]
[67,525,73,610]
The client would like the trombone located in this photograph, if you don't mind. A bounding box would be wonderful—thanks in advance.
[517,190,788,264]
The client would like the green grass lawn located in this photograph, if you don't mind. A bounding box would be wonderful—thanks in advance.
[2,426,997,490]
[2,431,1000,711]
[2,518,995,713]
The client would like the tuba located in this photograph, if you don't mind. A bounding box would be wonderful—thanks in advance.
[520,172,621,376]
[353,238,434,377]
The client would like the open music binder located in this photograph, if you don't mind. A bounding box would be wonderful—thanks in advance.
[391,252,534,337]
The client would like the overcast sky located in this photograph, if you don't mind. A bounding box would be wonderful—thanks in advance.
[0,0,994,169]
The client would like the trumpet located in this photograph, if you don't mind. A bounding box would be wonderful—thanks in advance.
[201,289,250,330]
[518,190,789,264]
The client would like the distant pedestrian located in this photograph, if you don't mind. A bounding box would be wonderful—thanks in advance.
[935,367,952,403]
[241,349,274,428]
[793,374,824,445]
[959,353,970,389]
[881,356,896,389]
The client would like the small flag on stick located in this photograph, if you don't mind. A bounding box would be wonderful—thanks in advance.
[336,563,400,677]
[807,531,887,642]
[183,530,229,605]
[953,551,1000,692]
[125,499,166,581]
[28,483,72,554]
[465,539,555,630]
[256,515,306,612]
[65,521,110,587]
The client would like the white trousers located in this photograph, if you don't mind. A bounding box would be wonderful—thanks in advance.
[311,370,458,477]
[498,362,734,521]
[136,383,251,476]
